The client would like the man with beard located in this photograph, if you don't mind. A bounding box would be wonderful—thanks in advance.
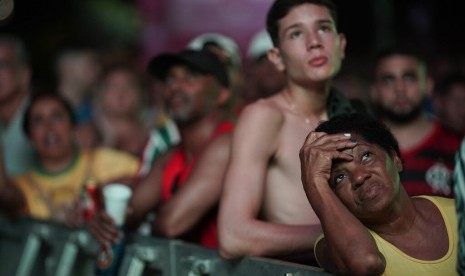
[369,46,461,198]
[89,50,232,249]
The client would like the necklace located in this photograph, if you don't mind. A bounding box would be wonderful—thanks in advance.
[283,92,311,125]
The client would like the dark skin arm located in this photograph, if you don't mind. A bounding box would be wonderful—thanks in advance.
[153,133,231,238]
[88,151,168,248]
[90,132,231,246]
[299,131,385,275]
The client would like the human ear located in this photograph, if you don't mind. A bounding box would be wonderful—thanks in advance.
[267,48,285,72]
[216,87,231,106]
[393,153,403,173]
[338,33,347,60]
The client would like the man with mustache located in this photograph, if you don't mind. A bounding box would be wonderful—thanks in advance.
[369,46,461,198]
[90,49,233,249]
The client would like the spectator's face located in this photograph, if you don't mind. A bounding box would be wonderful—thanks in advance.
[28,97,75,161]
[269,3,346,85]
[58,51,101,95]
[371,55,431,122]
[328,134,403,220]
[245,55,285,101]
[0,44,29,103]
[163,65,223,124]
[101,69,140,117]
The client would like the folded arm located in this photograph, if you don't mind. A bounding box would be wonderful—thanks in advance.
[153,133,232,238]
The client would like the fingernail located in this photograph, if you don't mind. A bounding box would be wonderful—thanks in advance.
[350,137,357,143]
[344,133,351,137]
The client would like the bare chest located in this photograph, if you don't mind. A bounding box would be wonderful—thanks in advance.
[262,117,319,224]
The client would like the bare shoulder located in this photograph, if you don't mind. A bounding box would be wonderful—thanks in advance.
[237,93,287,131]
[203,130,232,155]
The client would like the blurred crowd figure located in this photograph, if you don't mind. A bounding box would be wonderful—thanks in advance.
[242,29,285,104]
[129,72,181,179]
[369,45,462,198]
[432,73,465,137]
[90,49,233,249]
[186,33,245,117]
[56,47,102,125]
[55,47,103,149]
[93,65,150,157]
[332,57,371,106]
[10,92,139,226]
[0,35,34,177]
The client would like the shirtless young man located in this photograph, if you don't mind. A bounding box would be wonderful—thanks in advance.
[218,0,362,261]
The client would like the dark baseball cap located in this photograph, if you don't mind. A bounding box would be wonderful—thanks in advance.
[147,49,229,88]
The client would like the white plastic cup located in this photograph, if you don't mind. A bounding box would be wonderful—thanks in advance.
[102,184,132,226]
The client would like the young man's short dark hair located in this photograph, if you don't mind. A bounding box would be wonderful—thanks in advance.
[266,0,338,47]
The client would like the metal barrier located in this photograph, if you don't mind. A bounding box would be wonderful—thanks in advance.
[0,216,329,276]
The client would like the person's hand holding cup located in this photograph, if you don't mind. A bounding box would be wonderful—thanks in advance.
[102,184,132,226]
[94,183,132,274]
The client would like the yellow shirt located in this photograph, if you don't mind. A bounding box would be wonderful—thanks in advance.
[370,196,457,276]
[14,148,139,219]
[315,196,457,275]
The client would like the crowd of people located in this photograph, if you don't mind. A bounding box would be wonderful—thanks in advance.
[1,0,464,275]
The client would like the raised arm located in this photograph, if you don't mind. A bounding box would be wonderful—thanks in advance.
[153,132,231,238]
[299,131,385,275]
[218,103,320,259]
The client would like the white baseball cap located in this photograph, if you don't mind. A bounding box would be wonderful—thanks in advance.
[187,33,242,68]
[247,29,274,61]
